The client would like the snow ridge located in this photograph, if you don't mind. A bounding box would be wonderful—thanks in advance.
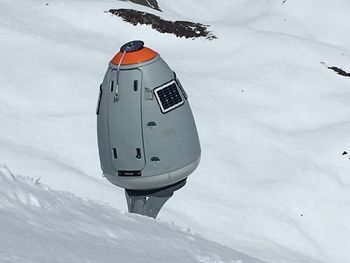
[0,165,264,263]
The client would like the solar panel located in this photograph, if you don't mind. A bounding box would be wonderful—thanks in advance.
[154,80,184,113]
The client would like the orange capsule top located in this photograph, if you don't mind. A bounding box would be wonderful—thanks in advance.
[111,41,158,66]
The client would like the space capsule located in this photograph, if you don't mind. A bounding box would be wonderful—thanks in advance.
[96,41,201,217]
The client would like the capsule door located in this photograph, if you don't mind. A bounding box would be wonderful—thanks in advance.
[108,69,145,172]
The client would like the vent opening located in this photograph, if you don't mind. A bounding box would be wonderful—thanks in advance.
[147,121,156,127]
[136,148,141,159]
[151,156,160,162]
[113,148,118,159]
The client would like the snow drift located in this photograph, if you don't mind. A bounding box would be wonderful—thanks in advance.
[0,165,263,263]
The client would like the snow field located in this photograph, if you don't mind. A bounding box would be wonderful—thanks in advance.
[1,0,350,262]
[0,165,264,263]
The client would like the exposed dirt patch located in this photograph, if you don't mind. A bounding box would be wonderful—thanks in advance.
[328,66,350,77]
[109,9,216,40]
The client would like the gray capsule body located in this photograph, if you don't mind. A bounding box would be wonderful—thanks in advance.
[97,53,201,190]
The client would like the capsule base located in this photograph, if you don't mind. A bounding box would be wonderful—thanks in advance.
[104,156,200,190]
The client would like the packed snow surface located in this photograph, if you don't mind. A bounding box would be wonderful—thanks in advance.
[0,166,263,263]
[1,0,350,262]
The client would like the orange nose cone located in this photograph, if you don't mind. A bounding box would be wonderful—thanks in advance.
[111,47,158,65]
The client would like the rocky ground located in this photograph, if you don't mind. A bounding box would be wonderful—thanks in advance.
[129,0,160,11]
[109,9,216,40]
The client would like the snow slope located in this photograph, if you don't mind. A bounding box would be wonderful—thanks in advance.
[0,165,264,263]
[1,0,350,262]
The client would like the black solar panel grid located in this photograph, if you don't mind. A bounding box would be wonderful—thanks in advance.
[154,81,184,113]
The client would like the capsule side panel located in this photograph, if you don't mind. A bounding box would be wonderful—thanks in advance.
[97,69,113,174]
[141,58,201,179]
[107,69,146,172]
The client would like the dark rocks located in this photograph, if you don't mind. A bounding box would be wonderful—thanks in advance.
[129,0,161,11]
[328,66,350,77]
[109,9,216,40]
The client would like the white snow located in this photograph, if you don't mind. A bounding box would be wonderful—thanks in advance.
[0,165,263,263]
[1,0,350,262]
